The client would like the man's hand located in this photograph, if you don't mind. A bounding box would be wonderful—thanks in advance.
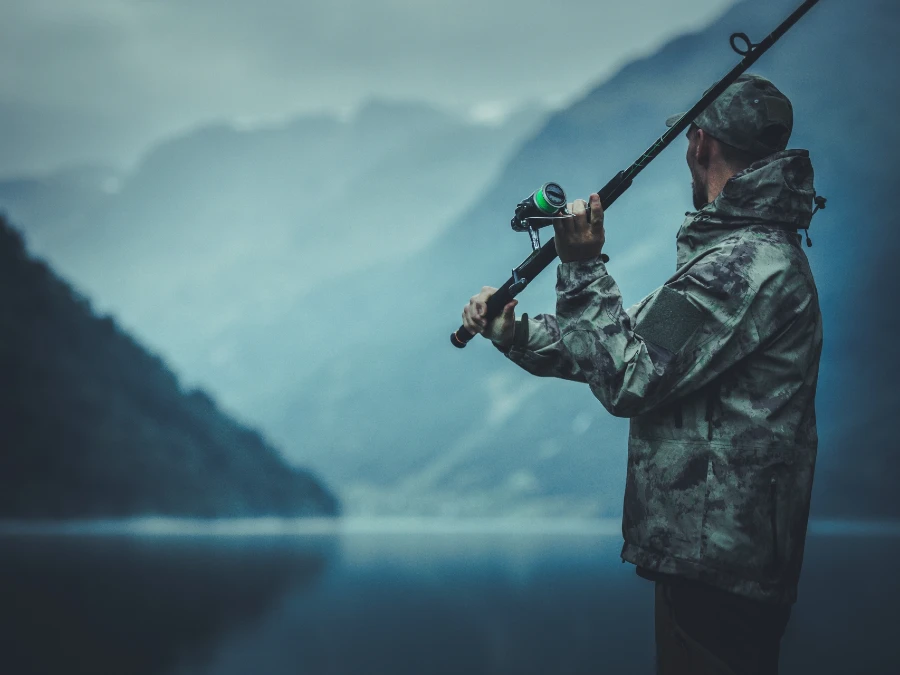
[462,287,518,348]
[553,193,605,263]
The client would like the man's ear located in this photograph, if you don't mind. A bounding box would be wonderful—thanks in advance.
[694,128,712,168]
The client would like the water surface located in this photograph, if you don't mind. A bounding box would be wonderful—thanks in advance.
[1,519,897,674]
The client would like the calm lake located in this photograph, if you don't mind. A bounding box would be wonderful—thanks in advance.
[0,518,897,675]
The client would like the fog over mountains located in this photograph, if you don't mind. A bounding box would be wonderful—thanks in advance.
[3,0,897,518]
[2,99,546,410]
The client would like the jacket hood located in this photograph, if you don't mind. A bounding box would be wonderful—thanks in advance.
[677,149,815,263]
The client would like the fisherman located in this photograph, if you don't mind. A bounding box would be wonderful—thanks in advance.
[461,73,822,675]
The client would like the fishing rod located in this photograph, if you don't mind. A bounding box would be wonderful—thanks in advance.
[451,0,823,349]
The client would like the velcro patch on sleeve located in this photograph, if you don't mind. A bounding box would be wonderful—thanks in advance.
[633,285,705,355]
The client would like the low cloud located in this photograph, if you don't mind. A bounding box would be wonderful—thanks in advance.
[0,0,734,175]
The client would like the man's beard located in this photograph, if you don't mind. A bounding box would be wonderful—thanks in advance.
[691,177,708,210]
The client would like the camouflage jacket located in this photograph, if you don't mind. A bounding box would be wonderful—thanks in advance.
[500,150,822,604]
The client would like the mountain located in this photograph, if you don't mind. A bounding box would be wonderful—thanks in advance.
[0,99,547,413]
[0,217,338,518]
[236,0,899,517]
[3,0,897,519]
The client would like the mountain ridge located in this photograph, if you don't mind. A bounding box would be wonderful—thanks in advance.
[0,216,339,518]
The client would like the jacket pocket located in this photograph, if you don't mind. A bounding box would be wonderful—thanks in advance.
[623,438,709,559]
[700,450,791,579]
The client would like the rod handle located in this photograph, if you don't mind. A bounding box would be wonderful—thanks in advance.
[450,326,475,348]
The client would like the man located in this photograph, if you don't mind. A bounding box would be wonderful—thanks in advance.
[462,74,823,675]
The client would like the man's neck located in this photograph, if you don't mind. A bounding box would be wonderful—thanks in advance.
[705,166,738,205]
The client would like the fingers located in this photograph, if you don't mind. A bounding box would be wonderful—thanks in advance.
[475,286,496,323]
[556,199,585,240]
[502,299,518,318]
[566,199,587,215]
[555,194,605,263]
[566,198,588,220]
[553,216,570,242]
[462,302,482,334]
[561,199,589,233]
[462,286,498,334]
[588,193,604,225]
[463,298,485,333]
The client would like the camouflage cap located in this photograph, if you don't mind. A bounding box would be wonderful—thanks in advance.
[666,73,793,158]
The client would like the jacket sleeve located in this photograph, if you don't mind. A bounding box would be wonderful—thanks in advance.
[553,237,773,418]
[494,299,653,384]
[493,312,587,382]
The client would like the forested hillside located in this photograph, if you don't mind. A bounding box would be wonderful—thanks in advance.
[0,216,338,518]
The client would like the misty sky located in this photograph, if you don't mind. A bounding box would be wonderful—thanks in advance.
[0,0,734,177]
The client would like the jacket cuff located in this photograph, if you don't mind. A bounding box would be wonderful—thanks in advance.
[557,257,609,291]
[491,313,529,354]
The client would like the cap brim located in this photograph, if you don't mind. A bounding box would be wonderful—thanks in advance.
[665,113,687,128]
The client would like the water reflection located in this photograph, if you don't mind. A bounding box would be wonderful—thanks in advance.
[0,534,333,675]
[0,521,897,675]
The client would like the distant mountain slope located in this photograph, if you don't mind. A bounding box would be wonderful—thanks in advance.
[0,217,338,518]
[0,100,547,405]
[2,0,896,519]
[248,0,899,517]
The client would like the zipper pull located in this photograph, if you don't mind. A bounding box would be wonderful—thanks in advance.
[803,195,827,248]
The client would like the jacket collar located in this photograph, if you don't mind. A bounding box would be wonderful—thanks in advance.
[676,149,815,266]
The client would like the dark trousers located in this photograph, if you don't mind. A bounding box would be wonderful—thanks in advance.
[654,580,792,675]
